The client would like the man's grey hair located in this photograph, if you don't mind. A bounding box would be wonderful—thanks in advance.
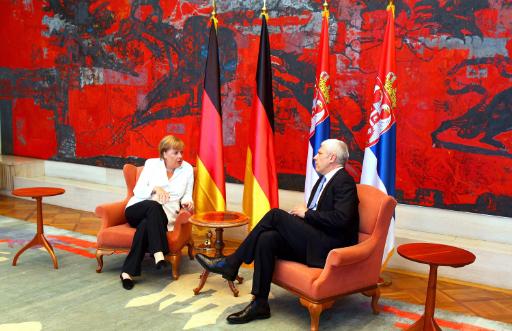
[321,139,349,166]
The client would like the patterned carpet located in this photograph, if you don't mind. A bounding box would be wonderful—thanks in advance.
[1,216,510,331]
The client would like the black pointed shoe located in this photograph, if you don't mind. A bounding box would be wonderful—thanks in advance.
[226,300,271,324]
[195,253,238,281]
[155,259,169,270]
[120,274,134,290]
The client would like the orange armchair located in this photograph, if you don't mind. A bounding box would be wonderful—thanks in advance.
[95,164,194,279]
[272,184,397,330]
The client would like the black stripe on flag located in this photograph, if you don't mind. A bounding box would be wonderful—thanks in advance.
[256,15,274,133]
[204,19,221,116]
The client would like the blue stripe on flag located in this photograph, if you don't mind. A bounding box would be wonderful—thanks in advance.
[369,124,396,197]
[309,119,330,167]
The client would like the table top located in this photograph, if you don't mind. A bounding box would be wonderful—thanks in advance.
[190,211,249,228]
[12,187,65,198]
[397,243,476,268]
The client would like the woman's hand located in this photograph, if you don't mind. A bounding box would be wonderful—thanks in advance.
[181,201,194,212]
[153,186,170,204]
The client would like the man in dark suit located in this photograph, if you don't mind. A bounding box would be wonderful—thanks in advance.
[196,139,359,324]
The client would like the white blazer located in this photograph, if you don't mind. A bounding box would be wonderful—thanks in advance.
[126,158,194,230]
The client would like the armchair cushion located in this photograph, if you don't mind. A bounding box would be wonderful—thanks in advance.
[273,261,322,295]
[95,200,128,229]
[97,223,135,248]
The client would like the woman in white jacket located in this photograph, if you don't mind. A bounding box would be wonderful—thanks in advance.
[120,135,194,290]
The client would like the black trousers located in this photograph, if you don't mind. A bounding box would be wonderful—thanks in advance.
[233,208,321,298]
[122,200,169,276]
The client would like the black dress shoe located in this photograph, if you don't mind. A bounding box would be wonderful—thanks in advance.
[155,259,169,270]
[120,274,134,290]
[227,300,271,324]
[195,254,238,281]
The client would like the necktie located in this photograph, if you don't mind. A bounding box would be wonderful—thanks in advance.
[308,176,326,210]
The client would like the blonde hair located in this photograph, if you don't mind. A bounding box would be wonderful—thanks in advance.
[159,135,184,159]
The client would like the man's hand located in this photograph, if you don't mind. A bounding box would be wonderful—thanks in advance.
[153,187,170,204]
[289,203,308,218]
[181,201,194,212]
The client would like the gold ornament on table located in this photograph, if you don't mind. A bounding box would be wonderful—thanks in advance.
[197,230,214,252]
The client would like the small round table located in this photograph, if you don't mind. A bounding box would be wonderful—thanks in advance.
[397,243,476,331]
[189,211,249,297]
[11,187,65,269]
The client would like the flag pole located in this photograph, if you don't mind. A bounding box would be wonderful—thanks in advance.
[304,0,331,202]
[375,0,397,288]
[244,0,278,228]
[194,0,225,250]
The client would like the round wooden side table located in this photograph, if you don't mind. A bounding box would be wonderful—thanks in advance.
[11,187,65,269]
[189,211,249,297]
[397,243,476,331]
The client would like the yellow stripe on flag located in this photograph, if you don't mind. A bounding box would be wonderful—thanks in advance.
[194,158,226,213]
[243,148,271,229]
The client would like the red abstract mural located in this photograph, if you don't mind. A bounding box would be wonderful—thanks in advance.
[1,0,511,217]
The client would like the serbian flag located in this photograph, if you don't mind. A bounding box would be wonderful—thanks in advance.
[193,18,226,213]
[304,6,331,202]
[360,3,397,265]
[243,14,279,229]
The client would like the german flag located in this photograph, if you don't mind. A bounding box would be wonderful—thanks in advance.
[194,18,226,213]
[243,14,279,229]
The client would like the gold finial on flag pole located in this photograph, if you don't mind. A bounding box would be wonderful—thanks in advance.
[211,0,218,29]
[261,0,269,19]
[386,0,395,16]
[322,0,329,18]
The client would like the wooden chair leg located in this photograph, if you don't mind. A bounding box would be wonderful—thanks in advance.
[95,249,114,273]
[167,253,181,280]
[299,298,334,331]
[362,287,381,314]
[187,239,194,260]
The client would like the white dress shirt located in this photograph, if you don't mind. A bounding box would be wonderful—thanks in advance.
[126,158,194,230]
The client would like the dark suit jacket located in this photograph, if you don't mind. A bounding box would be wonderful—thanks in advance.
[303,168,359,267]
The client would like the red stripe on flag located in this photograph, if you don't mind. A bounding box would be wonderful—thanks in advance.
[316,13,330,78]
[248,96,278,208]
[197,92,225,196]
